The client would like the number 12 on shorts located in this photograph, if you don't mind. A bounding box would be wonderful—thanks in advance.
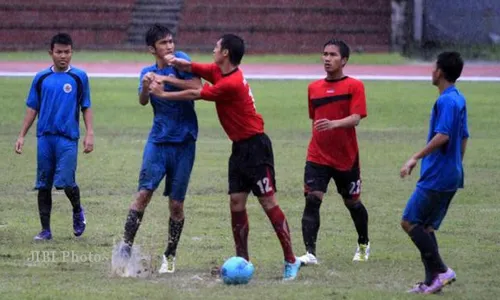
[257,177,272,194]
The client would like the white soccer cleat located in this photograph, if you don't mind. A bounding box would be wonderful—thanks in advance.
[353,242,370,262]
[298,252,318,266]
[159,255,176,274]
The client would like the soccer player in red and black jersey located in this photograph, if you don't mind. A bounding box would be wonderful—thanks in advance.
[148,34,301,280]
[298,39,370,266]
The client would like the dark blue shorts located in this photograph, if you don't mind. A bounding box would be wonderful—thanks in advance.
[402,186,456,230]
[36,135,78,189]
[138,139,195,201]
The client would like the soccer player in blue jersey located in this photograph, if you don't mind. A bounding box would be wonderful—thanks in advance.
[117,24,201,274]
[15,33,93,241]
[400,52,469,294]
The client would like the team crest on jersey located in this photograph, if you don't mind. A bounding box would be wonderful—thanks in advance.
[63,83,72,93]
[326,89,335,94]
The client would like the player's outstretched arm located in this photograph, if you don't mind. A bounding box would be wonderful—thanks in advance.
[164,55,192,73]
[149,80,201,101]
[314,114,361,131]
[82,108,94,154]
[15,107,37,154]
[155,75,202,91]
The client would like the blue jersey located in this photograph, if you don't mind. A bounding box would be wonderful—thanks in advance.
[417,86,469,192]
[139,51,198,144]
[26,66,91,140]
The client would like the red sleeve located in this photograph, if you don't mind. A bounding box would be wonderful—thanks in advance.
[308,85,314,120]
[200,81,233,102]
[191,62,217,84]
[350,80,367,118]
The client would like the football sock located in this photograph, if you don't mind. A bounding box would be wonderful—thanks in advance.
[164,217,185,257]
[265,205,296,263]
[301,193,322,255]
[347,201,369,245]
[123,209,144,246]
[64,186,81,213]
[37,189,52,231]
[409,225,447,274]
[422,253,434,286]
[231,210,249,261]
[429,231,448,273]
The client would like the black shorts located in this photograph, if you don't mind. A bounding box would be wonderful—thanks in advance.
[228,133,276,197]
[304,161,361,200]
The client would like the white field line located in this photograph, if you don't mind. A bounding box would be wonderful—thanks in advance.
[0,71,499,82]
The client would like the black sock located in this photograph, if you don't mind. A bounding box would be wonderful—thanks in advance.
[123,209,144,246]
[347,201,369,245]
[422,253,434,285]
[409,225,447,274]
[164,218,185,257]
[64,186,81,213]
[301,194,322,255]
[429,231,447,273]
[37,189,52,231]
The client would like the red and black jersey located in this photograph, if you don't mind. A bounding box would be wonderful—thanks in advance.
[192,62,264,142]
[307,76,367,171]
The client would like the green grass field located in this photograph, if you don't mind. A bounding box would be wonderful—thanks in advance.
[0,51,409,65]
[0,78,499,300]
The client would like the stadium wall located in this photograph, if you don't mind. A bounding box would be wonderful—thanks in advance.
[0,0,391,53]
[176,0,391,53]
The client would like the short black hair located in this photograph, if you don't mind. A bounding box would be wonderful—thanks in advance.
[220,34,245,65]
[145,24,173,47]
[323,39,350,60]
[50,33,73,50]
[436,51,463,83]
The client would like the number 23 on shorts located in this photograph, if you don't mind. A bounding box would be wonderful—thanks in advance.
[349,179,361,196]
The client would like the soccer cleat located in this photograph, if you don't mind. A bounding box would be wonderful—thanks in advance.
[407,282,428,293]
[298,252,318,266]
[34,229,52,241]
[159,255,176,274]
[424,268,456,294]
[111,242,133,277]
[119,243,132,259]
[353,242,370,262]
[73,206,86,237]
[283,257,301,281]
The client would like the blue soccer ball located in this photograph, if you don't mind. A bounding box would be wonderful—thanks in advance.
[220,256,254,285]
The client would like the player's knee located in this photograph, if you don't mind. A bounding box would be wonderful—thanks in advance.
[343,197,361,209]
[134,189,153,210]
[169,200,184,220]
[63,186,79,197]
[258,195,278,211]
[424,226,435,233]
[230,193,247,211]
[304,193,322,210]
[303,193,322,221]
[400,220,413,233]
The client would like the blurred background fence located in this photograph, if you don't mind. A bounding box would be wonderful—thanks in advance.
[399,0,500,60]
[0,0,499,60]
